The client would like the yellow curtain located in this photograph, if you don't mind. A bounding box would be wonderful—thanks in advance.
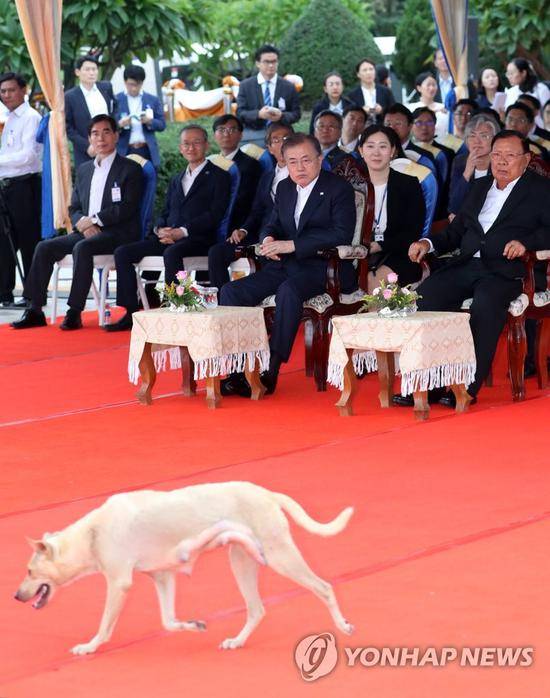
[430,1,469,100]
[14,0,72,231]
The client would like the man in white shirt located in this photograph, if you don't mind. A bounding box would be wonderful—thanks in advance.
[338,106,367,154]
[236,44,300,146]
[64,55,115,166]
[404,131,550,404]
[313,111,348,169]
[12,115,143,330]
[0,72,42,308]
[220,133,356,395]
[434,49,453,105]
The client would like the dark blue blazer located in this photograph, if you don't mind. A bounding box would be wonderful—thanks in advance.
[236,76,301,131]
[156,161,231,247]
[230,149,262,229]
[69,153,143,244]
[261,169,356,272]
[64,81,116,166]
[309,95,355,134]
[240,166,280,244]
[114,91,166,169]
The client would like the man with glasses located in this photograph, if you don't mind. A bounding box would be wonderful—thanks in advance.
[505,103,548,160]
[401,130,550,406]
[236,44,301,146]
[220,133,356,396]
[313,110,348,169]
[208,123,293,295]
[105,124,231,332]
[449,113,500,216]
[212,114,260,229]
[451,98,478,140]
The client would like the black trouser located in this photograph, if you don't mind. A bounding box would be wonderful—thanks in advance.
[0,173,41,301]
[127,144,152,161]
[24,231,120,312]
[220,261,327,362]
[416,259,522,396]
[114,236,211,312]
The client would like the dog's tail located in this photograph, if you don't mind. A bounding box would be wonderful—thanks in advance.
[272,493,354,536]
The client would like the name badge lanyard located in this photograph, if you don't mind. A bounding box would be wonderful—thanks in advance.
[373,185,387,242]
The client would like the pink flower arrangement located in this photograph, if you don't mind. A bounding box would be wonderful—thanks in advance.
[158,270,205,311]
[361,273,420,315]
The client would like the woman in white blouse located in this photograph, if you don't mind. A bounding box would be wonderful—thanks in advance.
[504,58,550,127]
[476,67,506,116]
[407,71,448,138]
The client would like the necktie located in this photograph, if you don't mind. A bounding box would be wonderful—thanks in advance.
[263,82,272,107]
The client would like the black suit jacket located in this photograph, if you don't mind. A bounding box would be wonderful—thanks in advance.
[346,84,395,119]
[240,167,280,244]
[261,169,356,271]
[309,96,355,134]
[374,169,426,284]
[69,153,143,244]
[230,150,262,229]
[65,81,116,166]
[236,76,301,131]
[156,161,231,246]
[432,170,550,280]
[323,145,350,170]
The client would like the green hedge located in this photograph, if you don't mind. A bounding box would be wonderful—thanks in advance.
[279,0,383,109]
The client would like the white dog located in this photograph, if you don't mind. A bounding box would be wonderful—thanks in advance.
[15,481,354,654]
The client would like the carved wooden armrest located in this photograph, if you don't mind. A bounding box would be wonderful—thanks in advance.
[535,250,550,261]
[336,244,369,259]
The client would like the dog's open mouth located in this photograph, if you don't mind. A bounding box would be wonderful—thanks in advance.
[32,583,51,609]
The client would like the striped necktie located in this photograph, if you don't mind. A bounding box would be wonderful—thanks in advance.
[263,81,272,107]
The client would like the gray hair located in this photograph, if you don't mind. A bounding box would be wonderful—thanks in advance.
[464,114,500,139]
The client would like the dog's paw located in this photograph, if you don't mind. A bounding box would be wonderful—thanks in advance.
[219,637,244,650]
[70,642,98,655]
[165,619,207,632]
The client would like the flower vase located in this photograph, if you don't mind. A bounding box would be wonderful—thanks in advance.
[168,303,191,313]
[378,303,417,318]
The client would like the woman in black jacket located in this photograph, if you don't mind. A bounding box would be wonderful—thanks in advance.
[346,58,395,124]
[358,125,426,290]
[309,71,354,134]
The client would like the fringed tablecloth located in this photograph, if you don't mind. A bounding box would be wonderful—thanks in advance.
[128,307,270,384]
[328,311,476,395]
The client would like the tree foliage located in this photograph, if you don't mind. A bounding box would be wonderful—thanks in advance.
[0,0,34,77]
[190,0,374,89]
[278,0,383,108]
[393,0,436,91]
[473,0,549,79]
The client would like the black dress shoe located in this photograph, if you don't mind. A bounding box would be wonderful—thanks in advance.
[392,388,447,407]
[439,392,477,408]
[59,309,82,330]
[260,371,278,395]
[104,313,133,332]
[10,308,47,329]
[220,374,251,398]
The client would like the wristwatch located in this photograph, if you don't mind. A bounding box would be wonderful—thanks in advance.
[91,215,100,226]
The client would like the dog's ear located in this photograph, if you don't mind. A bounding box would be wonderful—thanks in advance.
[26,537,55,558]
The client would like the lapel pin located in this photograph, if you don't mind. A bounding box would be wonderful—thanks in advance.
[320,191,324,196]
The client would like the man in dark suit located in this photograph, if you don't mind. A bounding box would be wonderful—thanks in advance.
[11,115,143,330]
[236,44,300,146]
[115,65,165,169]
[212,114,261,229]
[65,56,116,167]
[220,133,356,395]
[313,110,349,170]
[208,123,292,291]
[505,102,549,160]
[405,131,550,404]
[105,124,231,331]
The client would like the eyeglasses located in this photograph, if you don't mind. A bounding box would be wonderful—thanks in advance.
[180,140,205,149]
[259,59,278,65]
[455,110,474,117]
[490,151,525,163]
[316,123,339,131]
[384,120,408,128]
[215,127,239,135]
[269,136,289,145]
[506,116,528,125]
[413,120,435,127]
[467,132,492,141]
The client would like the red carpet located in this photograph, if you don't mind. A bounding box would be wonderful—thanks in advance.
[1,313,549,696]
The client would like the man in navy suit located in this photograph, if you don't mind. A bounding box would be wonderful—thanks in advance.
[236,44,300,146]
[208,122,293,290]
[406,131,550,405]
[12,115,143,330]
[212,114,261,229]
[64,56,116,167]
[313,110,349,169]
[220,133,356,395]
[105,124,231,331]
[115,65,166,169]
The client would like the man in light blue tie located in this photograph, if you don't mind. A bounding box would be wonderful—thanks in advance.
[237,44,301,146]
